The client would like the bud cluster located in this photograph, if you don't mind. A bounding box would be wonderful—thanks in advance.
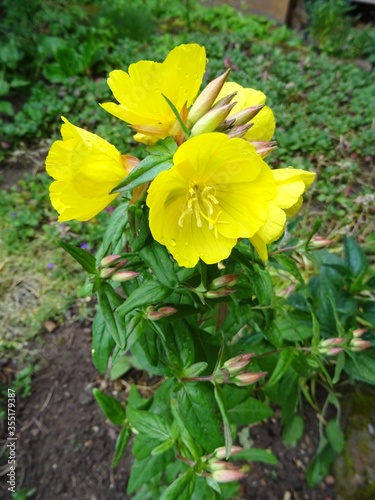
[204,274,239,299]
[214,353,267,387]
[205,446,247,483]
[318,334,372,355]
[145,306,177,321]
[186,70,275,156]
[99,254,140,282]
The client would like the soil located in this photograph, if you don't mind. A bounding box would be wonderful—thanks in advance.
[0,319,336,500]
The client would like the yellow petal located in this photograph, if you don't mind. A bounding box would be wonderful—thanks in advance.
[272,168,316,210]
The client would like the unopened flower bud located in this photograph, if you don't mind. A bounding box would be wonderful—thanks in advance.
[212,469,247,483]
[251,141,277,158]
[230,104,264,126]
[227,123,254,138]
[233,371,267,386]
[210,274,240,290]
[111,270,140,282]
[100,254,122,267]
[349,339,372,352]
[223,353,254,375]
[147,307,178,321]
[353,328,366,338]
[211,91,238,109]
[188,70,231,126]
[319,338,346,348]
[325,347,344,356]
[205,288,236,299]
[213,445,243,460]
[309,236,334,249]
[100,267,117,278]
[190,103,236,136]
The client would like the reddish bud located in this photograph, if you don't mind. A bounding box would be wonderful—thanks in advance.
[205,288,237,299]
[309,236,334,249]
[100,254,122,267]
[111,270,140,282]
[213,445,243,460]
[227,124,254,138]
[326,347,344,356]
[147,307,178,321]
[230,104,264,126]
[210,274,240,290]
[233,371,267,386]
[251,141,277,158]
[212,469,247,483]
[100,267,116,278]
[353,328,366,338]
[349,339,372,352]
[223,353,254,375]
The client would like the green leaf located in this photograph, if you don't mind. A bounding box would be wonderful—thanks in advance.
[273,253,303,283]
[283,414,304,447]
[231,448,278,465]
[95,204,128,263]
[159,468,196,500]
[127,450,174,494]
[110,355,132,381]
[151,437,175,456]
[92,309,116,374]
[57,239,97,273]
[306,440,335,487]
[344,236,368,279]
[267,347,295,386]
[116,280,172,317]
[0,100,14,116]
[326,419,344,454]
[344,349,375,386]
[214,385,232,459]
[139,239,179,288]
[113,144,175,192]
[112,426,131,467]
[127,407,171,442]
[227,395,273,425]
[93,388,126,426]
[177,383,223,452]
[97,282,126,348]
[332,351,345,384]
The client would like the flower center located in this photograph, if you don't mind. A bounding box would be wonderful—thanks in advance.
[178,183,223,234]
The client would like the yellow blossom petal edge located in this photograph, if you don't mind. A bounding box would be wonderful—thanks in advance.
[146,133,277,268]
[216,81,276,142]
[250,168,316,260]
[46,117,132,222]
[100,44,206,145]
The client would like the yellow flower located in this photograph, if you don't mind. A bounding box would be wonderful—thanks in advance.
[46,117,134,222]
[216,81,276,142]
[101,44,206,145]
[146,133,277,268]
[250,168,316,260]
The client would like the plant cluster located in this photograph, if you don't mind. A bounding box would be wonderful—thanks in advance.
[44,42,375,498]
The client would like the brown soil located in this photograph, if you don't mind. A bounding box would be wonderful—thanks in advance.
[1,320,336,500]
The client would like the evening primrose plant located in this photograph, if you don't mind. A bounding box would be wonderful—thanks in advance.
[46,43,373,497]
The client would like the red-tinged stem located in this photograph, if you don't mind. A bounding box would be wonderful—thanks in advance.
[176,454,195,467]
[269,245,299,256]
[181,375,213,382]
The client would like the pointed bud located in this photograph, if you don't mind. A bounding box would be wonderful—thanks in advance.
[209,460,239,471]
[325,347,344,356]
[353,328,366,338]
[308,236,334,249]
[147,307,178,321]
[319,338,346,348]
[213,445,243,460]
[230,104,264,126]
[111,270,140,282]
[251,141,277,158]
[215,117,236,132]
[205,288,236,299]
[210,274,240,290]
[349,339,372,352]
[187,70,231,126]
[100,255,122,267]
[211,91,238,109]
[223,353,254,375]
[227,123,254,139]
[212,469,247,483]
[190,103,236,136]
[100,267,117,279]
[233,371,267,386]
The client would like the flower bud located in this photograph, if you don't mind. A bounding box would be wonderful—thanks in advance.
[187,70,231,126]
[251,141,277,158]
[100,267,117,278]
[227,124,254,139]
[190,103,236,136]
[325,347,344,356]
[223,353,254,375]
[213,445,243,460]
[209,460,239,471]
[204,288,236,299]
[353,328,366,338]
[233,371,267,386]
[319,338,346,348]
[230,104,264,126]
[349,339,372,352]
[147,307,178,321]
[212,469,247,483]
[111,270,140,282]
[100,254,122,267]
[210,274,239,290]
[211,91,238,109]
[308,236,334,249]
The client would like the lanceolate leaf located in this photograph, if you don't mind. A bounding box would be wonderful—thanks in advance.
[267,347,295,386]
[112,426,131,468]
[230,448,278,465]
[97,282,126,348]
[57,239,97,274]
[127,450,174,494]
[159,468,196,500]
[127,407,172,442]
[93,388,126,426]
[92,308,116,374]
[116,280,172,317]
[139,239,179,288]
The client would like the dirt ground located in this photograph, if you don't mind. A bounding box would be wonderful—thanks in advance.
[1,319,336,499]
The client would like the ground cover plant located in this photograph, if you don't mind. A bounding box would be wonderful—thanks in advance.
[0,0,374,497]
